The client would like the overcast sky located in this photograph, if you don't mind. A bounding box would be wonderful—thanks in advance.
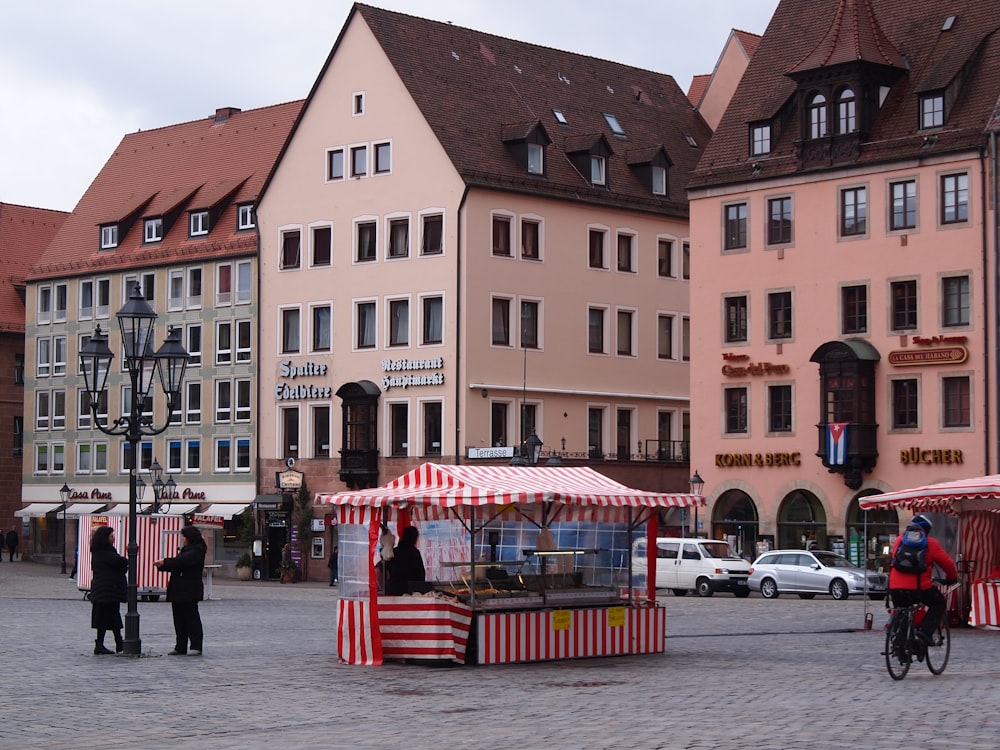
[0,0,779,213]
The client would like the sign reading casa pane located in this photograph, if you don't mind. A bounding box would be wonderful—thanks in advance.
[381,357,445,390]
[275,359,333,400]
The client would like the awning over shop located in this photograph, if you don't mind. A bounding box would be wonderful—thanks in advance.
[14,502,64,517]
[105,503,201,516]
[198,503,251,519]
[63,503,110,516]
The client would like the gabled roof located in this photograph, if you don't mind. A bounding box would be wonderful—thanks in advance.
[690,0,1000,189]
[788,0,906,74]
[687,74,710,107]
[341,3,711,216]
[29,101,303,281]
[0,203,67,333]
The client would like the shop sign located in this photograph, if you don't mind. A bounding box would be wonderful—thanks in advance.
[721,353,790,377]
[275,360,333,401]
[278,468,303,490]
[899,448,964,465]
[193,514,224,528]
[551,610,571,631]
[68,488,113,501]
[381,357,445,390]
[715,452,801,468]
[467,446,516,459]
[888,346,967,366]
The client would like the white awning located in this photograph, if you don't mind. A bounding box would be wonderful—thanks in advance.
[63,503,110,517]
[198,503,251,519]
[14,502,64,517]
[105,503,201,516]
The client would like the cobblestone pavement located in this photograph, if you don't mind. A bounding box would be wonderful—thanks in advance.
[2,561,999,750]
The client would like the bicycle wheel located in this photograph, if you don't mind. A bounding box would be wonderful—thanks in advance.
[925,615,951,675]
[885,616,911,680]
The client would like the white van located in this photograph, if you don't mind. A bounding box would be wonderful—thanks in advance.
[632,538,751,597]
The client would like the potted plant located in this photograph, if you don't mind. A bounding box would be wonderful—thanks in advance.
[235,552,254,581]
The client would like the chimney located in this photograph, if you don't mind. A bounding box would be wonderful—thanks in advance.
[214,106,242,124]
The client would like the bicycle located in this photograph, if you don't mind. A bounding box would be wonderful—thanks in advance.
[883,580,958,680]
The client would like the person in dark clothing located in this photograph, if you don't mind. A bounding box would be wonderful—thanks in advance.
[387,526,425,596]
[0,528,4,563]
[89,525,127,655]
[328,544,339,586]
[5,528,18,561]
[155,525,207,656]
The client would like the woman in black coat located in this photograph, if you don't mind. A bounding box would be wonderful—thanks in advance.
[154,525,207,656]
[89,525,127,654]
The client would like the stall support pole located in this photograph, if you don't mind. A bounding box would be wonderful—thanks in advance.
[647,512,658,602]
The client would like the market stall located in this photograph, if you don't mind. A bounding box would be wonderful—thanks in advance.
[858,475,1000,627]
[317,463,703,665]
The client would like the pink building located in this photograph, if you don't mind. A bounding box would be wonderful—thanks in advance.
[256,4,710,535]
[688,0,1000,563]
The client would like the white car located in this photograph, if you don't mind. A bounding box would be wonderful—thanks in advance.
[747,549,888,600]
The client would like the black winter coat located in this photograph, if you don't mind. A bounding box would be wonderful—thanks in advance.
[90,547,128,603]
[160,540,207,603]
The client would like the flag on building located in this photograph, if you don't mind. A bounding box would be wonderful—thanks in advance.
[827,423,848,465]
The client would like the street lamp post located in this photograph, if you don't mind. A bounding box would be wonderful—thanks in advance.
[79,283,189,656]
[510,430,544,466]
[59,483,71,574]
[689,470,705,538]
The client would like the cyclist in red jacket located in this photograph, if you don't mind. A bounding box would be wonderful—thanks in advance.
[888,514,958,645]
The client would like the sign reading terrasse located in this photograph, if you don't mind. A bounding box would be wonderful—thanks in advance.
[382,357,445,390]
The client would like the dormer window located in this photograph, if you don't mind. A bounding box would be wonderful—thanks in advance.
[144,218,163,243]
[238,204,255,230]
[603,113,625,137]
[920,93,944,129]
[100,225,118,250]
[190,211,209,237]
[652,166,666,196]
[552,109,567,125]
[750,123,772,156]
[837,88,857,134]
[591,156,606,185]
[527,143,544,175]
[808,93,828,138]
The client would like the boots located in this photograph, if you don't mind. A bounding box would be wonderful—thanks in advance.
[113,631,124,653]
[94,640,113,655]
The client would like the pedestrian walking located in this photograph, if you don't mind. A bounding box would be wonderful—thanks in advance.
[89,525,126,655]
[328,544,338,586]
[154,525,207,656]
[6,528,18,561]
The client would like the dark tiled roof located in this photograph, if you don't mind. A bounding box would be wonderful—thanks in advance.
[733,30,762,59]
[0,203,67,332]
[29,101,303,281]
[690,0,1000,189]
[788,0,905,73]
[353,4,711,217]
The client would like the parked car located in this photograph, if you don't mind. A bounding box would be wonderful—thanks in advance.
[747,550,888,600]
[632,538,751,597]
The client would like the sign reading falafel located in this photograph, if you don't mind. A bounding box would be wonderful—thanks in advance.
[381,357,445,390]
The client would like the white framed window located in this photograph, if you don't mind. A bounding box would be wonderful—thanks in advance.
[100,225,118,249]
[37,337,51,377]
[616,307,636,356]
[236,319,252,362]
[54,283,67,323]
[311,224,332,266]
[96,277,110,318]
[751,123,772,155]
[36,390,50,431]
[280,307,301,354]
[591,155,606,186]
[215,438,232,472]
[280,228,302,270]
[215,380,232,423]
[185,382,201,425]
[421,400,443,456]
[420,294,443,346]
[79,279,94,320]
[520,298,541,349]
[921,93,944,129]
[185,266,202,309]
[527,143,544,175]
[190,210,209,236]
[77,443,92,475]
[185,439,201,472]
[387,216,410,259]
[216,321,233,365]
[652,166,667,196]
[311,304,332,352]
[167,440,182,472]
[235,438,251,472]
[311,404,331,458]
[374,141,392,174]
[281,406,300,457]
[236,260,251,304]
[144,217,163,243]
[37,285,52,324]
[52,336,66,376]
[520,215,542,261]
[355,299,377,350]
[352,91,365,116]
[216,262,232,306]
[492,212,514,257]
[186,323,202,367]
[491,296,512,347]
[351,144,367,177]
[588,224,609,269]
[588,305,608,355]
[657,313,675,360]
[355,218,377,262]
[420,211,444,255]
[168,269,184,311]
[657,236,676,277]
[236,378,251,422]
[387,297,410,347]
[616,231,635,273]
[327,148,345,181]
[237,204,255,230]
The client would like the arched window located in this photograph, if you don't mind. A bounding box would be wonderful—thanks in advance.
[837,88,857,134]
[809,93,828,138]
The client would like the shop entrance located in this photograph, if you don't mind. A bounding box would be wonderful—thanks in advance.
[711,490,759,560]
[777,490,827,550]
[847,491,899,571]
[265,512,289,579]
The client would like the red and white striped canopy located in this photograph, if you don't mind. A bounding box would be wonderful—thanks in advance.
[316,462,704,510]
[858,474,1000,515]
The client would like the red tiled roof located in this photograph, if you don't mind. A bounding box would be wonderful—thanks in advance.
[349,4,711,217]
[687,74,710,107]
[691,0,1000,189]
[732,30,762,59]
[788,0,905,73]
[29,101,303,281]
[0,203,67,332]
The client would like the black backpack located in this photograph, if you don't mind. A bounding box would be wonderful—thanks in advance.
[891,524,929,574]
